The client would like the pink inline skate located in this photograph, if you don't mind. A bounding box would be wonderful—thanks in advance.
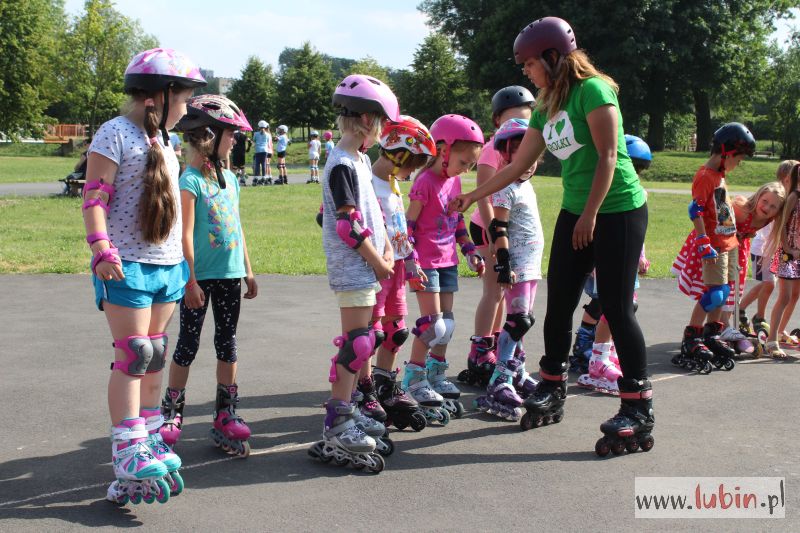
[577,343,622,395]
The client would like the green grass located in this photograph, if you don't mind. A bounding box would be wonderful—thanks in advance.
[637,151,782,186]
[0,175,696,278]
[0,156,81,183]
[0,143,63,157]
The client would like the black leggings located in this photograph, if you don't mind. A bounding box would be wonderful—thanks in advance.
[542,204,648,379]
[173,278,242,366]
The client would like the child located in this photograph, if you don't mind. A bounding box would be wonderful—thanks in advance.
[156,94,258,458]
[252,121,272,185]
[672,122,756,372]
[323,130,335,161]
[307,130,322,183]
[472,118,543,421]
[460,86,535,388]
[403,114,485,424]
[275,125,290,184]
[231,128,252,186]
[362,115,435,433]
[308,74,399,472]
[765,164,800,358]
[739,160,797,337]
[83,48,206,504]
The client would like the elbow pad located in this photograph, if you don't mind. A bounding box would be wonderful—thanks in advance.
[488,219,509,243]
[455,213,468,239]
[688,200,704,221]
[336,210,373,249]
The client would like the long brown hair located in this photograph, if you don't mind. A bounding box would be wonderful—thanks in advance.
[535,50,618,120]
[765,165,800,259]
[183,127,220,183]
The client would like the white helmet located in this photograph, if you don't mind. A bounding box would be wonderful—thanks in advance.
[257,120,268,129]
[277,125,288,134]
[310,130,319,137]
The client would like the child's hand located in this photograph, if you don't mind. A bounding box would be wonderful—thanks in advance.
[184,281,205,309]
[373,258,395,280]
[243,275,258,299]
[695,233,718,262]
[638,256,651,275]
[404,257,428,291]
[499,270,517,290]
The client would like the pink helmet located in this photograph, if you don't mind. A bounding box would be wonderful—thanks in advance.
[429,114,484,178]
[323,130,333,141]
[332,74,400,122]
[175,94,252,132]
[124,48,207,93]
[513,17,577,64]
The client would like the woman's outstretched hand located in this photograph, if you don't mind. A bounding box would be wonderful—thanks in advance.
[448,193,473,213]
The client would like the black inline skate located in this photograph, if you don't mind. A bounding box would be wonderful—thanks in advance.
[519,363,567,431]
[457,335,496,387]
[703,321,736,371]
[595,378,655,457]
[373,367,426,431]
[675,325,713,374]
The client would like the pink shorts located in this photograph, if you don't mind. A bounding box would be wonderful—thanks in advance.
[373,260,407,318]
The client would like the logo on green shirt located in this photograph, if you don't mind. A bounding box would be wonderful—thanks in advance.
[545,110,583,160]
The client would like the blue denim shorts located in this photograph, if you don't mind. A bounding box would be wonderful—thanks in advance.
[415,265,459,293]
[93,260,188,310]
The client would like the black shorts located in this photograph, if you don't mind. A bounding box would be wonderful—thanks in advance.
[469,221,488,247]
[231,152,246,168]
[277,151,286,159]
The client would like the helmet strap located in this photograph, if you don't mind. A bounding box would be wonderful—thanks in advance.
[440,143,451,179]
[210,128,226,189]
[158,86,171,145]
[384,151,410,195]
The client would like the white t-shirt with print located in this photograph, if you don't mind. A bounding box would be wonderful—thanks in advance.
[490,179,544,281]
[89,116,183,265]
[309,139,321,158]
[372,175,413,261]
[751,222,772,257]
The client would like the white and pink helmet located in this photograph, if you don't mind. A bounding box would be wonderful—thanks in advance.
[332,74,400,122]
[176,94,252,132]
[430,114,484,177]
[124,48,206,94]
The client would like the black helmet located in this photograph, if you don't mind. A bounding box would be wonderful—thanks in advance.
[491,86,535,117]
[712,122,755,157]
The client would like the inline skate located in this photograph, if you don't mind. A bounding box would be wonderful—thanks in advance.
[570,325,595,374]
[473,360,523,421]
[510,350,538,399]
[675,326,713,374]
[703,322,736,371]
[159,387,185,446]
[577,343,622,395]
[402,362,449,425]
[210,383,251,457]
[351,399,394,457]
[106,418,171,505]
[519,365,567,431]
[720,325,754,359]
[355,375,387,422]
[142,408,184,495]
[595,378,655,457]
[457,335,496,387]
[308,399,384,473]
[373,367,426,431]
[426,356,464,418]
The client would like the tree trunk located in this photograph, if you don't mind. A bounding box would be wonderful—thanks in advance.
[693,88,712,153]
[646,109,665,152]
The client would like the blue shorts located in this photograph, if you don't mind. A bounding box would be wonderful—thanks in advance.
[93,260,188,310]
[415,265,459,293]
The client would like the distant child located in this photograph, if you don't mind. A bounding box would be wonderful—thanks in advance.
[275,125,290,184]
[252,121,272,185]
[307,130,322,183]
[472,118,542,421]
[738,160,797,336]
[323,130,335,161]
[83,48,206,504]
[309,74,399,472]
[158,95,258,459]
[672,123,756,372]
[231,128,253,186]
[461,86,535,388]
[361,115,435,433]
[765,164,800,358]
[403,114,485,424]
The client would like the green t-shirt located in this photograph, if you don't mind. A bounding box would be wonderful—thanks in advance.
[530,76,645,214]
[179,167,246,280]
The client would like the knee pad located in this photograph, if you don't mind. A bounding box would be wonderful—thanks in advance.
[371,322,386,352]
[583,297,602,322]
[412,313,446,348]
[382,318,409,353]
[503,313,533,342]
[146,333,168,373]
[111,336,154,376]
[436,311,456,345]
[700,284,730,312]
[328,327,374,382]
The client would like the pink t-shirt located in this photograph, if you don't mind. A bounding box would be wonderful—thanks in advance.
[408,168,462,269]
[470,136,506,227]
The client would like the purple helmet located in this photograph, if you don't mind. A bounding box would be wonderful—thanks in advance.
[175,94,252,132]
[513,17,577,64]
[124,48,207,94]
[333,74,400,122]
[430,114,484,147]
[493,118,529,150]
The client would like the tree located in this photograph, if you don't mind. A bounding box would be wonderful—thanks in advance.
[276,42,337,135]
[347,56,391,83]
[279,47,355,81]
[55,0,157,133]
[766,38,800,158]
[0,0,64,139]
[227,56,277,127]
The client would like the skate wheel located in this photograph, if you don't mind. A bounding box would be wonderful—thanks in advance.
[713,359,724,369]
[639,434,655,452]
[520,412,534,431]
[393,420,408,431]
[457,369,469,383]
[791,328,800,339]
[700,361,712,374]
[610,440,625,455]
[167,471,184,495]
[439,409,450,426]
[352,460,366,470]
[368,454,385,473]
[625,439,640,453]
[115,494,130,505]
[453,401,465,419]
[155,479,170,503]
[723,358,735,371]
[377,438,394,457]
[334,456,349,466]
[232,440,251,458]
[552,412,564,424]
[410,412,427,432]
[143,489,156,504]
[595,437,610,457]
[130,490,143,505]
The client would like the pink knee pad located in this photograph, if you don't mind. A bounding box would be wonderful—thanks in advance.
[382,319,410,353]
[370,322,386,353]
[146,333,168,374]
[328,327,375,383]
[111,335,154,376]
